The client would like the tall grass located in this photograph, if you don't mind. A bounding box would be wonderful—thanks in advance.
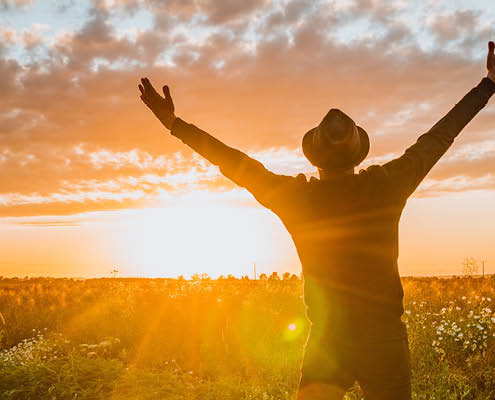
[1,276,495,399]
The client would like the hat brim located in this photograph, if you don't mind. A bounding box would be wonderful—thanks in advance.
[302,125,370,170]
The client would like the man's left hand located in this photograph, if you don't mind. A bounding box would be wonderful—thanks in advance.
[139,78,176,130]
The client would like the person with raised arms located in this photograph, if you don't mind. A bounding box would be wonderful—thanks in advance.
[138,41,495,399]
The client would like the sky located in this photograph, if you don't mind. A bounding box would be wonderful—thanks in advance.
[0,0,494,278]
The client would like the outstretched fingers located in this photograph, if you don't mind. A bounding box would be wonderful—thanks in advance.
[140,77,156,98]
[138,84,151,107]
[144,77,158,94]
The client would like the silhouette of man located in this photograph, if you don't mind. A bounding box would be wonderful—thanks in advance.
[139,42,495,399]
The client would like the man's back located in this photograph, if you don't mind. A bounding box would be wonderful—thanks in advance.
[261,166,408,340]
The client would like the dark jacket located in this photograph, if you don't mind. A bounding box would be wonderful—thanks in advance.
[171,78,495,341]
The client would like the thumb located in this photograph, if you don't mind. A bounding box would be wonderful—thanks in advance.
[163,85,171,99]
[489,41,494,55]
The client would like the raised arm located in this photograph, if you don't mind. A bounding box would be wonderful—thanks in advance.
[380,42,495,198]
[138,78,295,208]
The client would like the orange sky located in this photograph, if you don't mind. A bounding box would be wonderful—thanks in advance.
[0,0,494,277]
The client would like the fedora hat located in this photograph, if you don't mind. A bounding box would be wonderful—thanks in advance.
[302,108,369,171]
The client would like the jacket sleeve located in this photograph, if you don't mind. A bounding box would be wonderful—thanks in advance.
[170,118,296,209]
[381,77,495,198]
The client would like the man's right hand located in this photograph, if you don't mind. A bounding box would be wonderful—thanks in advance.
[139,77,176,130]
[487,41,495,83]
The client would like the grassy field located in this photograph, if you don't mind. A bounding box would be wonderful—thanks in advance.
[1,275,494,399]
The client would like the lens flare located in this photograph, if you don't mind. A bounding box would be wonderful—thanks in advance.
[283,317,308,342]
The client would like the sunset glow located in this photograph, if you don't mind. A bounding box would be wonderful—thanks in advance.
[1,0,494,278]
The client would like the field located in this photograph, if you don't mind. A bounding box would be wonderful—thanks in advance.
[1,275,495,399]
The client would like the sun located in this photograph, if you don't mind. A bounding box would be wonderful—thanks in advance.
[111,192,299,278]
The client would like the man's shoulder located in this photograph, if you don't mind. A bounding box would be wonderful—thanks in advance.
[356,164,410,205]
[358,164,387,177]
[356,164,396,188]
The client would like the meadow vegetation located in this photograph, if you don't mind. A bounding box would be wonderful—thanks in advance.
[1,275,494,399]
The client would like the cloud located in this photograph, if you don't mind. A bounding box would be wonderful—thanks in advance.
[15,220,80,227]
[0,0,33,10]
[429,10,480,43]
[0,0,494,216]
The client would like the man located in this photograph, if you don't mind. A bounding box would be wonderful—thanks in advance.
[138,42,495,399]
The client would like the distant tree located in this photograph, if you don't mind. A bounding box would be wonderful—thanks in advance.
[268,272,280,281]
[110,268,119,278]
[290,273,299,281]
[241,275,250,280]
[282,272,291,280]
[200,273,210,280]
[462,257,479,277]
[191,273,200,281]
[218,275,225,280]
[227,274,236,280]
[259,273,267,281]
